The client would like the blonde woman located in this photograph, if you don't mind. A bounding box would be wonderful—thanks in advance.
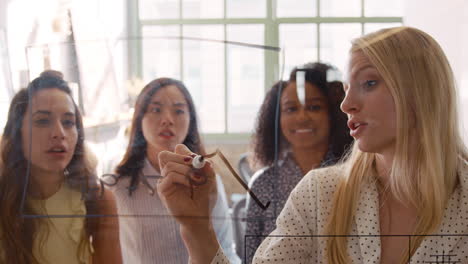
[156,26,468,263]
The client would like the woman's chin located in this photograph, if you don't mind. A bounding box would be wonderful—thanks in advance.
[30,163,68,175]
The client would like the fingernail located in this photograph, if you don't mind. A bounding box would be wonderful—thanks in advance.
[184,157,192,162]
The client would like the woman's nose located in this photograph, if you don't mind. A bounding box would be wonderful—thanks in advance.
[51,122,66,140]
[340,89,359,114]
[296,106,311,122]
[160,111,174,126]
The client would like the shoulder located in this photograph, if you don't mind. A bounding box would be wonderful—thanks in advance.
[249,158,300,188]
[459,157,468,190]
[248,167,271,188]
[109,174,133,193]
[289,165,344,201]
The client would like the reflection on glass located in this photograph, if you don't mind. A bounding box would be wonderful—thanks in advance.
[183,25,225,133]
[320,23,361,72]
[277,0,317,18]
[279,24,318,79]
[226,0,266,18]
[365,0,404,17]
[142,26,181,82]
[227,24,265,133]
[320,0,361,17]
[139,0,179,20]
[364,23,403,34]
[183,0,223,18]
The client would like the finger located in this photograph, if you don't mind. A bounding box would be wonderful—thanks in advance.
[174,144,195,156]
[158,170,192,193]
[162,161,211,187]
[161,161,193,180]
[190,170,208,186]
[198,160,216,180]
[158,150,194,170]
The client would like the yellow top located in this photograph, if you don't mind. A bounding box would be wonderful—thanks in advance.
[30,184,91,264]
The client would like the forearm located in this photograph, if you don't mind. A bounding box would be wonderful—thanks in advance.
[180,221,220,264]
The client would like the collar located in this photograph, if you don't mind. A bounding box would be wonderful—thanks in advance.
[142,158,160,176]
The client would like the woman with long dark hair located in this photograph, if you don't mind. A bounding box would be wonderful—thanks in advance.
[0,71,121,263]
[112,77,239,264]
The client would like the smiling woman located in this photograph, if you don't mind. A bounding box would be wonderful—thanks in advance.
[243,62,353,263]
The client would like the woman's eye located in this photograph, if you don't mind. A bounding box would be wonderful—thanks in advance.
[150,107,161,113]
[307,105,322,111]
[175,109,185,115]
[34,119,50,126]
[362,80,377,89]
[284,106,298,113]
[62,120,76,128]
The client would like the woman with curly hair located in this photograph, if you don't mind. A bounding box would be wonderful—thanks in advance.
[244,62,352,263]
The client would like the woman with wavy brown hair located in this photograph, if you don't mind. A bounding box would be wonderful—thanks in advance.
[0,71,121,264]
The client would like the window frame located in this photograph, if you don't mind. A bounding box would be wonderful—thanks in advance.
[128,0,403,137]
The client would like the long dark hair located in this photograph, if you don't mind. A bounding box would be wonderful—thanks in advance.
[0,71,98,264]
[116,77,204,195]
[252,62,352,167]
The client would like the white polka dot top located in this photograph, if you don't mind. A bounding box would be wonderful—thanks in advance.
[212,158,468,263]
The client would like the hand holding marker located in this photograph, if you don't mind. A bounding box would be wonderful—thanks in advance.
[189,150,270,210]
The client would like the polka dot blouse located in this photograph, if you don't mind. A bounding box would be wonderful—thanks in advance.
[244,151,337,264]
[211,159,468,263]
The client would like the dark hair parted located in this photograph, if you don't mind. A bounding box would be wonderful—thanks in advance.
[0,70,98,264]
[116,77,204,195]
[252,62,352,167]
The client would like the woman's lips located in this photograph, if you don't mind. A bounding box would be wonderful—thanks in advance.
[350,123,367,138]
[46,149,68,158]
[159,131,174,139]
[293,128,314,134]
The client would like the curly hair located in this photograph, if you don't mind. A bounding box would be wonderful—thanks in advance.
[252,62,352,167]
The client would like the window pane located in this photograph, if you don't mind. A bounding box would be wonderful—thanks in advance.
[183,25,225,133]
[139,0,179,20]
[320,0,361,17]
[227,25,264,133]
[277,0,317,17]
[142,26,181,82]
[320,23,361,72]
[365,0,403,17]
[226,0,266,18]
[364,23,403,34]
[183,0,223,18]
[279,24,318,79]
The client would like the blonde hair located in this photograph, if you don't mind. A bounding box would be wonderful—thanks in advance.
[326,27,468,263]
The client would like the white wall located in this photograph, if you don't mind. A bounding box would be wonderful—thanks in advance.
[404,0,468,144]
